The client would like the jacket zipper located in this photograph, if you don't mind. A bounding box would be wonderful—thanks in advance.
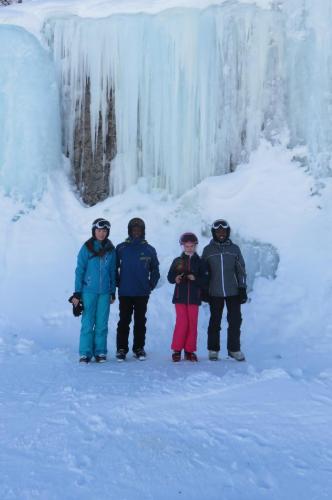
[99,256,102,292]
[187,256,191,304]
[220,253,226,296]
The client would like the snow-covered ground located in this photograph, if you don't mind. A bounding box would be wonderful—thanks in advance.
[1,142,332,499]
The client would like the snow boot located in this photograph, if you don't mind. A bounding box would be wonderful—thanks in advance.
[116,349,127,362]
[208,350,219,361]
[184,351,198,362]
[172,350,181,362]
[133,348,146,361]
[79,355,91,364]
[228,350,245,362]
[95,354,107,363]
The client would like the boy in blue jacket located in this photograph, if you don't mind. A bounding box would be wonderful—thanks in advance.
[116,218,160,361]
[72,218,116,363]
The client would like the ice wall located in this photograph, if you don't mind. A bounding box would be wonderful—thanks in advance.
[236,237,279,292]
[44,0,331,199]
[285,0,332,177]
[45,4,284,197]
[0,25,61,202]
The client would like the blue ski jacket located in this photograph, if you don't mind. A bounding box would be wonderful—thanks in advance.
[116,237,160,297]
[75,239,116,296]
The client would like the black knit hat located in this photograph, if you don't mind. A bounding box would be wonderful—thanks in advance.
[128,217,145,238]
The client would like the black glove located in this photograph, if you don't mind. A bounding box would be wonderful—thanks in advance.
[68,295,84,317]
[238,288,248,304]
[201,289,210,303]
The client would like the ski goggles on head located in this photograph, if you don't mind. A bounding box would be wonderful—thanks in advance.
[212,219,229,230]
[93,219,111,230]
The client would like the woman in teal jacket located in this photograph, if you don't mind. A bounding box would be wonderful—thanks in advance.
[72,218,116,363]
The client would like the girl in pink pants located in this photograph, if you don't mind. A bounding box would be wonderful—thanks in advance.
[167,233,208,362]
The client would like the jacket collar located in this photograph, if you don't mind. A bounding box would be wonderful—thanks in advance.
[126,237,147,245]
[181,252,197,259]
[210,238,232,247]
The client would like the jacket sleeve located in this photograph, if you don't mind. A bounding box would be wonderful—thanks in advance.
[196,258,210,290]
[201,246,208,261]
[167,259,178,284]
[115,246,121,288]
[149,248,160,290]
[74,245,88,294]
[235,247,247,288]
[200,247,211,283]
[109,249,117,295]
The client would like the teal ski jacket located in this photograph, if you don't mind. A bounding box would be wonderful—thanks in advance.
[75,239,116,296]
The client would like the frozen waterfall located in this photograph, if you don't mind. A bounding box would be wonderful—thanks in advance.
[1,1,331,202]
[0,25,61,202]
[284,0,332,178]
[46,4,284,198]
[44,0,332,201]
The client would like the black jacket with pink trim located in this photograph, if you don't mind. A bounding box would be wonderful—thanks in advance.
[167,253,208,305]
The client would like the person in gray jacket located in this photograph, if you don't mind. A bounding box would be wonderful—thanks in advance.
[202,219,247,361]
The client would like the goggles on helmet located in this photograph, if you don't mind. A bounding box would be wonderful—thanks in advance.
[93,219,111,230]
[212,219,229,230]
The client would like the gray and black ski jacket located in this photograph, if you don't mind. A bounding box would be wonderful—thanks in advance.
[202,238,246,297]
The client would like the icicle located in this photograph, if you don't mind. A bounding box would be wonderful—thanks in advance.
[44,1,332,201]
[284,0,332,177]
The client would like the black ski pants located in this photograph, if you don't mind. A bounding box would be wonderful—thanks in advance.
[207,296,242,352]
[116,296,149,353]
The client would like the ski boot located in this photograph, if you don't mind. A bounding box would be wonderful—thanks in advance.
[228,350,245,362]
[79,355,91,364]
[172,350,181,362]
[116,349,127,362]
[95,354,107,363]
[208,350,219,361]
[133,348,146,361]
[184,351,198,362]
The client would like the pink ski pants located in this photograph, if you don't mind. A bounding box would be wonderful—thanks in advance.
[171,304,199,353]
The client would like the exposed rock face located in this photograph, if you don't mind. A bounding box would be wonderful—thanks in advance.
[71,80,116,206]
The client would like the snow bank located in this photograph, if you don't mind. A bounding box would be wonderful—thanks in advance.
[0,141,331,499]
